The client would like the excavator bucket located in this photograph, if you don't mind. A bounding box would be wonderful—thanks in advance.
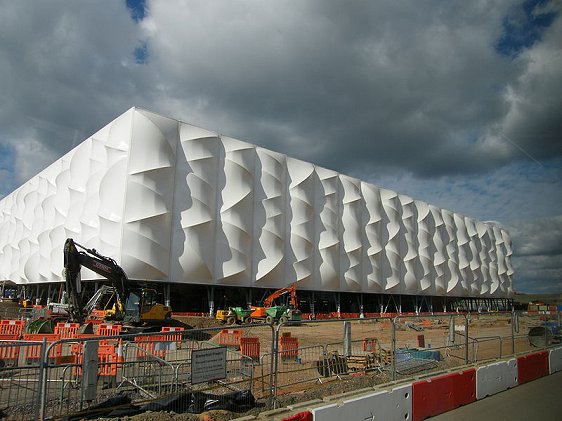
[25,319,54,334]
[78,322,94,335]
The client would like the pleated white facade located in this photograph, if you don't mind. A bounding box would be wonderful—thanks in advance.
[0,108,514,297]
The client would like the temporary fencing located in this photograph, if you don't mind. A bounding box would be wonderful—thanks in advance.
[0,310,560,419]
[0,319,24,337]
[0,339,45,421]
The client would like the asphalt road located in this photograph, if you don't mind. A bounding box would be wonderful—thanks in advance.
[430,370,562,421]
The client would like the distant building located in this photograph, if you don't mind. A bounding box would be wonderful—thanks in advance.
[0,108,513,313]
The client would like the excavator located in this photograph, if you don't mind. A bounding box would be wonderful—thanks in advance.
[63,238,172,326]
[251,283,302,325]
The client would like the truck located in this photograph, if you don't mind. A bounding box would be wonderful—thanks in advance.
[216,307,254,325]
[251,283,302,325]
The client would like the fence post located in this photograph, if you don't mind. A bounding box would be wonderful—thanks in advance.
[464,315,469,364]
[511,310,515,356]
[391,317,396,381]
[36,337,48,421]
[343,321,352,357]
[539,315,548,349]
[268,324,277,409]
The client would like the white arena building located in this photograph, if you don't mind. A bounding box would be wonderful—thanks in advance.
[0,108,513,314]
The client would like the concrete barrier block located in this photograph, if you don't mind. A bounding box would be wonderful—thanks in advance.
[412,369,476,421]
[549,346,562,374]
[476,359,518,399]
[517,351,549,384]
[312,384,412,421]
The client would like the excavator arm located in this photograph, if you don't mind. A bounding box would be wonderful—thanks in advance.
[263,283,299,308]
[64,238,129,323]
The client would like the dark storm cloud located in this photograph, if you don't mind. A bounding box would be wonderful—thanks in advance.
[0,0,152,185]
[0,0,560,292]
[144,0,560,181]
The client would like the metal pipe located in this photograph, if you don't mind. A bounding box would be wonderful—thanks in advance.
[37,337,48,421]
[391,317,397,381]
[464,315,469,364]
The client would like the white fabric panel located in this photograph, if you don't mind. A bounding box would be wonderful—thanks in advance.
[430,205,447,296]
[287,157,315,288]
[254,148,287,287]
[380,188,402,293]
[218,137,255,285]
[0,107,513,297]
[362,183,383,292]
[317,167,341,291]
[172,123,220,283]
[340,175,364,291]
[400,195,418,294]
[416,201,434,295]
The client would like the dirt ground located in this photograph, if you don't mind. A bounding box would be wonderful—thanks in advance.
[96,313,544,421]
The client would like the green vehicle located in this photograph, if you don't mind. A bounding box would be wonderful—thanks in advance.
[216,307,253,325]
[265,306,302,325]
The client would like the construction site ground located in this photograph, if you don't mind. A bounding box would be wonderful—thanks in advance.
[100,313,541,421]
[0,300,549,421]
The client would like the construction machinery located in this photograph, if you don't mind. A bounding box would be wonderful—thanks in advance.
[63,238,172,326]
[216,307,254,325]
[251,283,302,325]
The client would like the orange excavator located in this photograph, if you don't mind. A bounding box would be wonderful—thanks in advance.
[251,283,302,325]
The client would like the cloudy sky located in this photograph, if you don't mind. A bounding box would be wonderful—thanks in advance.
[0,0,560,294]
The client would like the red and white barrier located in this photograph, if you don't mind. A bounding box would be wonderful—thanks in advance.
[282,349,561,421]
[517,351,549,384]
[412,369,476,421]
[311,384,411,421]
[548,346,562,374]
[476,358,517,399]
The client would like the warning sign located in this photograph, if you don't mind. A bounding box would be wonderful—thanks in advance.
[191,347,227,384]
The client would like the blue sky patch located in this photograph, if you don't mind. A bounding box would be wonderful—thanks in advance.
[496,0,558,57]
[126,0,146,22]
[134,41,149,64]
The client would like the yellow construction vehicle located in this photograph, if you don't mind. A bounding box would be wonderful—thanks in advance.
[64,238,172,325]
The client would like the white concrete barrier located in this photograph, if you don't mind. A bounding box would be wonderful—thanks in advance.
[312,384,412,421]
[549,346,562,374]
[476,359,518,399]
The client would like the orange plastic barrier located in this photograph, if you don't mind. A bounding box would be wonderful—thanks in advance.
[70,342,118,378]
[362,338,377,352]
[22,333,61,361]
[98,344,118,378]
[0,319,25,337]
[218,329,242,348]
[96,323,122,337]
[0,334,21,365]
[240,337,260,360]
[161,326,185,344]
[280,336,299,360]
[54,322,81,339]
[134,335,170,359]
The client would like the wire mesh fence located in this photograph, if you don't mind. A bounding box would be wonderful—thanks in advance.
[0,310,559,419]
